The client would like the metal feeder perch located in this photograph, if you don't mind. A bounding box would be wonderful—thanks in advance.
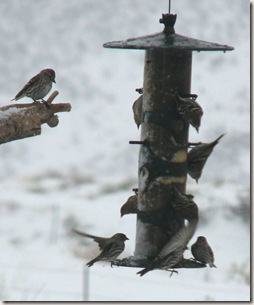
[103,3,234,271]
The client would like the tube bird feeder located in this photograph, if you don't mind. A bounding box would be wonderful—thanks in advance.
[103,6,233,270]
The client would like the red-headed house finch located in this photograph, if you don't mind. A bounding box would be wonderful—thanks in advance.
[187,134,225,183]
[72,229,129,267]
[175,91,203,133]
[12,68,56,103]
[191,236,217,268]
[137,219,198,276]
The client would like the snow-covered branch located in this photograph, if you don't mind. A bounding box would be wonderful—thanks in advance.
[0,91,71,144]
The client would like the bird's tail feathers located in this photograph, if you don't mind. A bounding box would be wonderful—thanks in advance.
[86,259,96,267]
[209,262,217,268]
[137,267,151,277]
[72,228,97,239]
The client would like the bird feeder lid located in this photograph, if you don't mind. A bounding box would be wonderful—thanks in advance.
[103,14,234,52]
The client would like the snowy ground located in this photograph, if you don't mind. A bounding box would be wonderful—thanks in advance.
[0,0,250,301]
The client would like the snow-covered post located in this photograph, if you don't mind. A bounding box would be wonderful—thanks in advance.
[104,8,233,269]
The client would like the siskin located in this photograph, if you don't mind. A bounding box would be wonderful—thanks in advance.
[191,236,217,268]
[187,134,225,183]
[175,91,203,133]
[72,229,129,267]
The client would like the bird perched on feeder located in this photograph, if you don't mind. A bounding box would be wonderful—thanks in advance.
[174,91,203,133]
[132,94,143,129]
[120,194,138,217]
[137,220,197,276]
[12,68,56,103]
[187,134,225,183]
[191,236,217,268]
[72,229,129,267]
[171,187,199,223]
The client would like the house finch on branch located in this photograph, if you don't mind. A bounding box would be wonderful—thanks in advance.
[12,68,56,103]
[191,236,217,268]
[72,229,129,267]
[175,91,203,133]
[137,220,197,276]
[187,134,225,182]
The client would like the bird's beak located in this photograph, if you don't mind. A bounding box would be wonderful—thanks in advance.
[53,80,56,83]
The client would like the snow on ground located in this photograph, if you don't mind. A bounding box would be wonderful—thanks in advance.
[0,0,250,301]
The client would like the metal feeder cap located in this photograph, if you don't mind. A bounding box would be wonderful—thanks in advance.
[103,13,234,52]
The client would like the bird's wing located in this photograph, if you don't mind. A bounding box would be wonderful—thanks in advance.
[159,221,197,258]
[72,228,108,250]
[20,74,39,91]
[13,74,40,100]
[99,239,115,256]
[99,238,124,260]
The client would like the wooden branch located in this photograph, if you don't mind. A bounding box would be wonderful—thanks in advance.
[0,91,71,144]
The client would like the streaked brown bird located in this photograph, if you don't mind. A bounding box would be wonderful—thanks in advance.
[191,236,217,268]
[187,134,225,183]
[72,228,129,267]
[120,194,138,217]
[132,95,143,129]
[175,91,203,133]
[12,68,56,102]
[171,187,199,222]
[137,220,197,276]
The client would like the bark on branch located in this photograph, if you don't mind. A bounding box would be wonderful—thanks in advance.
[0,91,71,144]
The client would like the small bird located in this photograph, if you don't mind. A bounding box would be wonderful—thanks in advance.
[12,68,56,103]
[132,95,143,129]
[191,236,217,268]
[137,220,197,276]
[174,91,203,133]
[171,187,199,222]
[72,229,129,267]
[120,194,138,217]
[187,134,225,183]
